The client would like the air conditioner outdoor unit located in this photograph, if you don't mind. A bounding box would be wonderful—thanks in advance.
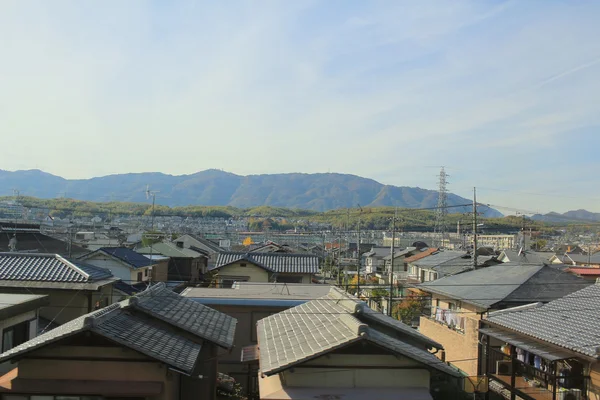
[496,360,512,376]
[558,389,582,400]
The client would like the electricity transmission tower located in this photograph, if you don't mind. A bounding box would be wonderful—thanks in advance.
[434,167,449,247]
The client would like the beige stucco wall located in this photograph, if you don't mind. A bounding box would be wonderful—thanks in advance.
[216,262,270,286]
[419,296,483,376]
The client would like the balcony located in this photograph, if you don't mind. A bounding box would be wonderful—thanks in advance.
[428,307,465,334]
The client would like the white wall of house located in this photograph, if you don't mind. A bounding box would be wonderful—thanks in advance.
[84,254,150,283]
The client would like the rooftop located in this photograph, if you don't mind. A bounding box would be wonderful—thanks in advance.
[137,242,206,259]
[0,283,237,373]
[403,248,439,264]
[182,282,332,301]
[419,263,590,309]
[80,247,155,269]
[486,283,600,359]
[0,253,115,288]
[211,252,320,274]
[256,287,459,378]
[0,293,49,321]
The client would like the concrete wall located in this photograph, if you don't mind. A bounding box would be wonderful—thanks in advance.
[419,296,482,376]
[216,262,270,286]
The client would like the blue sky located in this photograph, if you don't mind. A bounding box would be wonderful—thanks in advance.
[1,1,600,213]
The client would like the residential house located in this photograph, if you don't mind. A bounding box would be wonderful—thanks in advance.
[137,242,207,283]
[465,234,518,251]
[417,263,590,376]
[364,246,392,275]
[79,247,169,296]
[210,252,320,287]
[554,244,587,255]
[249,241,299,254]
[182,282,332,397]
[407,250,492,283]
[250,286,463,400]
[145,254,171,282]
[0,283,237,400]
[78,247,157,283]
[481,283,600,400]
[404,248,440,282]
[172,234,224,269]
[0,293,49,373]
[498,249,552,265]
[0,253,119,325]
[0,223,87,257]
[550,252,600,267]
[565,266,600,281]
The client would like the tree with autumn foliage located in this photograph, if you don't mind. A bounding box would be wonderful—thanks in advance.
[392,293,425,325]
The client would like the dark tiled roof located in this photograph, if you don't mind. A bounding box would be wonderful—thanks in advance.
[0,283,238,373]
[404,248,439,263]
[257,287,460,377]
[419,263,590,309]
[188,235,224,253]
[486,284,600,358]
[212,252,320,274]
[0,253,113,283]
[133,283,236,349]
[0,232,88,257]
[95,247,154,269]
[113,281,150,296]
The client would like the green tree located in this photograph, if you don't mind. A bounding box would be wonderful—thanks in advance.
[392,293,425,325]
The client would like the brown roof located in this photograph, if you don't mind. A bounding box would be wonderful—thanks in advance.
[403,248,439,264]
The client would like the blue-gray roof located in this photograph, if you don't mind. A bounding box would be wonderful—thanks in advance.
[93,247,154,269]
[486,284,600,359]
[0,253,113,283]
[419,263,590,309]
[0,282,238,372]
[212,252,320,274]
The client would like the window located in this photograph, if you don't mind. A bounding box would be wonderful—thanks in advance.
[137,272,143,282]
[239,263,247,267]
[144,269,148,277]
[2,321,30,352]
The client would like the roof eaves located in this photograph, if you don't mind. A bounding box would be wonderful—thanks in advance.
[56,254,90,281]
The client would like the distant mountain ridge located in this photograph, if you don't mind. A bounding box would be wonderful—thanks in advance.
[531,209,600,223]
[0,169,502,216]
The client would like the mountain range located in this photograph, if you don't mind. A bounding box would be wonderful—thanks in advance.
[531,209,600,223]
[0,169,502,217]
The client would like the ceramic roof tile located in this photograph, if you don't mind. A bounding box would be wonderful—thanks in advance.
[257,287,460,377]
[212,252,320,274]
[95,247,154,268]
[134,283,237,349]
[487,284,600,358]
[0,253,113,283]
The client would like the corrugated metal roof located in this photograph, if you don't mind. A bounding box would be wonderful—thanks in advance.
[211,252,320,274]
[0,253,113,283]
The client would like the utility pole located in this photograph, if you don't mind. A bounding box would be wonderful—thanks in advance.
[388,208,397,316]
[338,228,343,287]
[472,187,478,269]
[356,204,363,297]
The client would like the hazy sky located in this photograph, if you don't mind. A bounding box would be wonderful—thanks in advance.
[1,1,600,214]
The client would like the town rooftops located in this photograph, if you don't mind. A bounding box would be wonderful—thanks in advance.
[382,247,417,261]
[256,287,458,377]
[418,263,590,309]
[137,242,206,259]
[363,246,392,258]
[498,250,551,265]
[0,253,116,290]
[567,267,600,276]
[561,252,600,264]
[79,247,154,269]
[182,282,332,306]
[0,293,49,321]
[0,283,237,373]
[211,252,320,274]
[403,248,439,264]
[186,234,224,253]
[486,283,600,359]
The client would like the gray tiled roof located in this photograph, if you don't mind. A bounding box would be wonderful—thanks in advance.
[257,287,460,377]
[0,253,113,283]
[499,250,551,265]
[0,284,238,372]
[412,251,466,268]
[212,252,320,274]
[486,284,600,358]
[382,247,417,261]
[418,263,590,309]
[82,247,154,269]
[133,283,237,349]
